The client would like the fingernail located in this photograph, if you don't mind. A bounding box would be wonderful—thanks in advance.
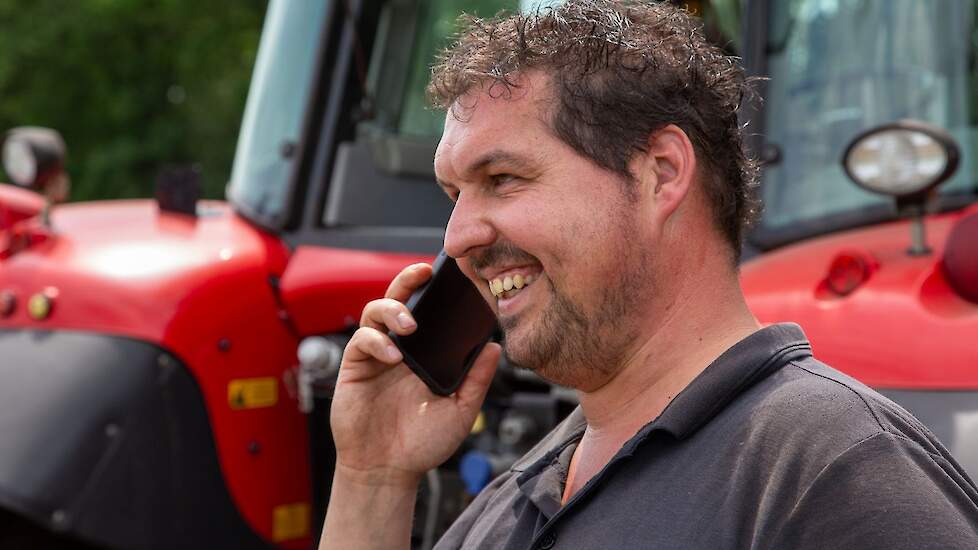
[387,345,402,362]
[397,312,416,330]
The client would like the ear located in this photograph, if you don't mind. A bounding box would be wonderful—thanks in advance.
[631,124,696,226]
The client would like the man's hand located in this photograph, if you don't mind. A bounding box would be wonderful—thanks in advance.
[320,263,500,550]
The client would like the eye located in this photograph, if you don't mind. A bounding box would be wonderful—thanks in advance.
[490,173,518,186]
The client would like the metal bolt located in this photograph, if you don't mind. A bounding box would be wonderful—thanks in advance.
[279,140,296,158]
[157,354,174,369]
[247,440,261,455]
[0,291,15,317]
[218,338,231,352]
[51,509,67,529]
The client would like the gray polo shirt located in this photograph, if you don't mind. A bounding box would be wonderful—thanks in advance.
[435,324,978,549]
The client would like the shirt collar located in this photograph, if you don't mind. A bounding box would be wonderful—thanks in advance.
[512,323,812,471]
[639,322,812,441]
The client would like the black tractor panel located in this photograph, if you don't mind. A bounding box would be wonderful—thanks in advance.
[0,329,271,549]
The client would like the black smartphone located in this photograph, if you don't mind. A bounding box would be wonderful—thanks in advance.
[389,250,498,396]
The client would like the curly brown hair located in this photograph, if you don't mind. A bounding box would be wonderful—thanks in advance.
[428,0,759,260]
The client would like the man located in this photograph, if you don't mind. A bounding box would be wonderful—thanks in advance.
[320,1,978,548]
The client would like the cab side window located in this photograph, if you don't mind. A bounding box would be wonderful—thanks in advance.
[320,0,737,249]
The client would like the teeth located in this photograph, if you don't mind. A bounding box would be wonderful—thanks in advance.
[489,274,534,297]
[491,279,504,295]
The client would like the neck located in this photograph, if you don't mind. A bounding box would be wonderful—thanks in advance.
[575,259,760,441]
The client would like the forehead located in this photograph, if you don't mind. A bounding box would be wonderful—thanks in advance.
[434,73,555,180]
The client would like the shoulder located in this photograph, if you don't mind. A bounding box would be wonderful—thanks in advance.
[768,430,978,548]
[734,359,978,547]
[710,355,969,496]
[738,355,936,451]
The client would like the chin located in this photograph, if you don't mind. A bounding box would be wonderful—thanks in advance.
[500,335,564,385]
[501,327,618,391]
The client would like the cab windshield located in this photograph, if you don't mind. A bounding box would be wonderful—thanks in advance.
[227,0,329,227]
[759,0,978,241]
[396,0,740,140]
[227,0,740,230]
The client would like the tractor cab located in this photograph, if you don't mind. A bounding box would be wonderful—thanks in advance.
[739,0,978,480]
[745,0,978,249]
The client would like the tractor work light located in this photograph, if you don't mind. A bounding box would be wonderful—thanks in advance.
[2,137,36,187]
[1,127,68,199]
[842,120,959,200]
[943,211,978,304]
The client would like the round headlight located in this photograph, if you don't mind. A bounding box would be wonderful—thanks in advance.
[2,136,37,187]
[842,120,959,199]
[1,127,67,192]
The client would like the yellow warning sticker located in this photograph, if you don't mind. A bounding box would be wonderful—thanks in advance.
[273,502,310,542]
[228,377,278,410]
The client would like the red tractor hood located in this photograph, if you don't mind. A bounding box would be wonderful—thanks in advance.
[0,183,46,230]
[0,200,290,344]
[741,205,978,389]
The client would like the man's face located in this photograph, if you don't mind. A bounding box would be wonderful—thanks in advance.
[433,73,656,388]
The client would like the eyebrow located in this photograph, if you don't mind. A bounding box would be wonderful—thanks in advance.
[467,150,536,175]
[436,149,536,191]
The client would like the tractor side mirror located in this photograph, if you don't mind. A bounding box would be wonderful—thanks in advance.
[2,127,71,204]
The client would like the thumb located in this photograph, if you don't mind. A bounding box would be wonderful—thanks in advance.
[455,342,501,416]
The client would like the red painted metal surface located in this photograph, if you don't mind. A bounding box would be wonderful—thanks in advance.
[0,200,308,545]
[943,211,978,303]
[0,183,45,230]
[0,199,305,546]
[279,246,434,336]
[0,199,439,547]
[741,204,978,389]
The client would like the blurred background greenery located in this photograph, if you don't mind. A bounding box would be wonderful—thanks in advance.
[0,0,267,201]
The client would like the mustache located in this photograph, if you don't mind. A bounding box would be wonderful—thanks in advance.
[469,241,538,274]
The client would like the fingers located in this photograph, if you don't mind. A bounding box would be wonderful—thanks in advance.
[343,326,403,368]
[455,342,501,411]
[358,263,431,332]
[384,263,432,302]
[360,298,418,334]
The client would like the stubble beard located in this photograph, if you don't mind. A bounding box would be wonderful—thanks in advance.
[500,216,652,389]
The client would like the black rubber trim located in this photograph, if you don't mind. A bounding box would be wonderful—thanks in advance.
[0,328,271,550]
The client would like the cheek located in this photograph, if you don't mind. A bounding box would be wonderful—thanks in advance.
[492,192,619,287]
[555,209,633,290]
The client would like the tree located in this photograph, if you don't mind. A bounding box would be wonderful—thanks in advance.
[0,0,266,201]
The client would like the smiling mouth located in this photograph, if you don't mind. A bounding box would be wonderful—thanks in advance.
[488,274,535,298]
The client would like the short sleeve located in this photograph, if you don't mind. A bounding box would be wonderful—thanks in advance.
[767,432,978,549]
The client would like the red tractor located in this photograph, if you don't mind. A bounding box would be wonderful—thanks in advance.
[737,0,978,479]
[0,1,975,549]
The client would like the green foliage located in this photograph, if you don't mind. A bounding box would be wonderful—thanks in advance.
[0,0,266,201]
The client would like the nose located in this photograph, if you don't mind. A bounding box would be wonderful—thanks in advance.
[443,191,496,259]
